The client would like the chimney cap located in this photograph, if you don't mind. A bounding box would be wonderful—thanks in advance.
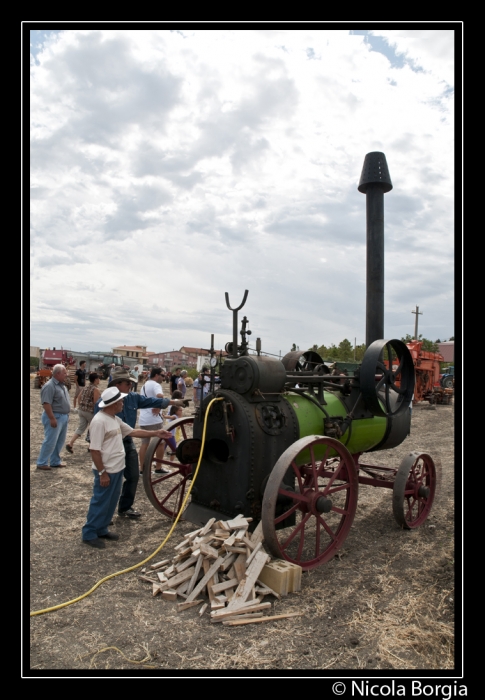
[358,152,393,194]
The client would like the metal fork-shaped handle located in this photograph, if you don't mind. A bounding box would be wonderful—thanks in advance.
[225,290,248,312]
[225,291,248,358]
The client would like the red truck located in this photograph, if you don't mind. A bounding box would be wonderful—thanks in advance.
[34,348,76,389]
[42,348,75,368]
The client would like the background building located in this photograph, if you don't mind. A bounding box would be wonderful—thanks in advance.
[437,341,454,363]
[112,345,148,364]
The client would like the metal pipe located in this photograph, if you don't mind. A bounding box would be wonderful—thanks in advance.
[358,152,393,348]
[225,290,248,358]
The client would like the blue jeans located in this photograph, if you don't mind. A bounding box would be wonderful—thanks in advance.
[118,438,139,513]
[37,412,69,466]
[82,470,124,541]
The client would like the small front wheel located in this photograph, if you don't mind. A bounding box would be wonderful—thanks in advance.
[392,452,437,529]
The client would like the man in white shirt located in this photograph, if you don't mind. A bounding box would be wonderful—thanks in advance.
[130,365,139,392]
[82,386,172,549]
[138,367,170,474]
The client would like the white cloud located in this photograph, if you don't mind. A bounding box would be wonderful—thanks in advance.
[29,27,457,354]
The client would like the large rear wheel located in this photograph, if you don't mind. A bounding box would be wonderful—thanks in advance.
[262,436,358,570]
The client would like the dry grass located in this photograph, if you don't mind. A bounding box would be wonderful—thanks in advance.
[28,382,456,673]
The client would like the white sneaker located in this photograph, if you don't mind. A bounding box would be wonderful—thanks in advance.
[153,466,172,474]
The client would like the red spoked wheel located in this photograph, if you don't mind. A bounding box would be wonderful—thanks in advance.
[392,451,437,529]
[262,436,358,570]
[142,416,195,519]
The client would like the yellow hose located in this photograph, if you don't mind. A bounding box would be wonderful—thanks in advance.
[30,397,224,617]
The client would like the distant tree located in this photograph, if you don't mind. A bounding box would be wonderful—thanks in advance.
[338,339,353,361]
[310,340,367,363]
[435,339,441,344]
[30,356,39,368]
[449,336,454,341]
[326,344,339,360]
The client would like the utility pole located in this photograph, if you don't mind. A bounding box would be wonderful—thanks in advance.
[354,337,356,362]
[411,306,422,340]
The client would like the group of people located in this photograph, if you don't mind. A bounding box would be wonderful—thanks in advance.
[35,362,186,550]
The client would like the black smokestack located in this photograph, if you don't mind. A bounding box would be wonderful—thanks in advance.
[358,152,393,347]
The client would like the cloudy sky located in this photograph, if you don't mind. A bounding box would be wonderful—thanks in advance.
[29,26,457,358]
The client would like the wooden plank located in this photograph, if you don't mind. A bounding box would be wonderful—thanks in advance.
[200,543,219,559]
[221,613,264,623]
[161,589,177,601]
[186,527,203,540]
[156,571,168,583]
[199,603,208,616]
[249,520,264,546]
[174,538,191,551]
[210,577,239,595]
[138,574,158,584]
[219,552,237,572]
[226,515,248,529]
[233,553,248,582]
[234,527,248,541]
[174,546,193,560]
[176,579,190,596]
[177,599,204,612]
[223,545,247,554]
[152,583,162,597]
[242,535,256,550]
[159,566,195,591]
[192,535,212,548]
[214,529,230,539]
[255,582,281,599]
[185,556,224,603]
[174,554,199,573]
[186,554,204,596]
[199,517,216,536]
[215,520,231,531]
[226,551,270,610]
[246,541,263,567]
[223,533,236,547]
[210,601,271,621]
[223,612,303,626]
[203,557,219,605]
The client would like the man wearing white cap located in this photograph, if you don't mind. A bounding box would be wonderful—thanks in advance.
[82,387,172,549]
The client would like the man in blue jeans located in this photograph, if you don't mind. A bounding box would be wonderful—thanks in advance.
[36,364,71,470]
[94,368,184,518]
[83,387,173,549]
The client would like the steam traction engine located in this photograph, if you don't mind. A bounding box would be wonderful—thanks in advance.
[142,153,438,570]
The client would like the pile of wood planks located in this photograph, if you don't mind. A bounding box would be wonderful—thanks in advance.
[139,515,302,626]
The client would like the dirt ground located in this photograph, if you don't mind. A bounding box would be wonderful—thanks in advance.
[27,376,456,675]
